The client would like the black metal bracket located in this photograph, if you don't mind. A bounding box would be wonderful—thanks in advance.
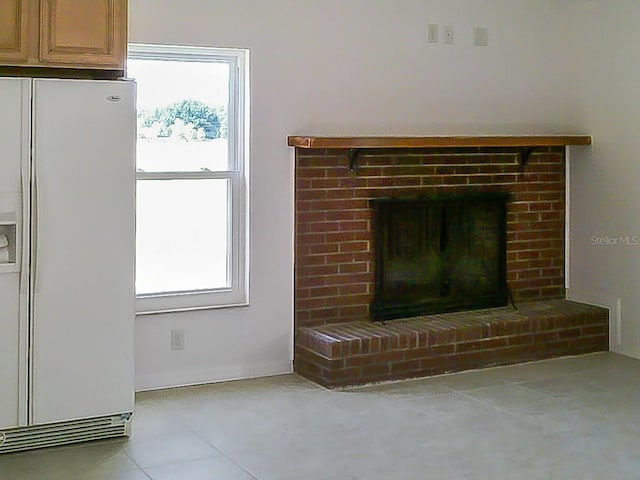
[520,146,539,168]
[348,145,538,172]
[348,148,359,173]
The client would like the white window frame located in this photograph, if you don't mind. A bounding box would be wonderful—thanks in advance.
[129,44,249,314]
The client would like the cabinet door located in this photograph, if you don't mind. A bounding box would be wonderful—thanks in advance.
[0,0,30,64]
[39,0,126,69]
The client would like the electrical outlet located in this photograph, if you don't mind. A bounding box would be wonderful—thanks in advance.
[171,329,185,351]
[444,25,454,45]
[427,24,438,43]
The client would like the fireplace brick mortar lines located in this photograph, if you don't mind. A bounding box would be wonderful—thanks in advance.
[295,147,566,328]
[293,146,608,387]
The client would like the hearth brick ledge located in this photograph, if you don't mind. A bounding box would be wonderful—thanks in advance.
[294,300,608,388]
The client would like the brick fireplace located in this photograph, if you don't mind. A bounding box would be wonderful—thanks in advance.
[290,136,608,387]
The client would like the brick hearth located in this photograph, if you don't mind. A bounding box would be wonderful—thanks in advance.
[295,300,608,388]
[290,137,604,387]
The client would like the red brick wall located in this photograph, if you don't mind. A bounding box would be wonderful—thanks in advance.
[295,147,566,328]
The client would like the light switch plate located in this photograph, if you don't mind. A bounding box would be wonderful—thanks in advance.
[427,24,438,43]
[474,27,489,47]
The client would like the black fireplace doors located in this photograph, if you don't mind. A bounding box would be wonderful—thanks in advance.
[371,192,508,321]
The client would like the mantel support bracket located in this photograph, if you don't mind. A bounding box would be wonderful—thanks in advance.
[520,146,539,168]
[348,148,359,173]
[348,145,539,171]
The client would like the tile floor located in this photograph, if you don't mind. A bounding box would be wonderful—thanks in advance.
[1,352,640,479]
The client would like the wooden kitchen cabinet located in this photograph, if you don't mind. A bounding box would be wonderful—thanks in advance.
[0,0,30,64]
[39,0,127,69]
[0,0,127,75]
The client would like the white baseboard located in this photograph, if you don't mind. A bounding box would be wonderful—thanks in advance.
[567,288,621,353]
[135,360,293,392]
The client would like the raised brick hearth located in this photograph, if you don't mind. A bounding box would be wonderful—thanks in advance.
[291,137,604,387]
[295,300,608,388]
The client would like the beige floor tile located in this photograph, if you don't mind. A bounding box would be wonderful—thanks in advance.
[24,440,142,480]
[145,456,255,480]
[0,452,38,480]
[2,353,640,480]
[124,430,221,468]
[346,376,452,397]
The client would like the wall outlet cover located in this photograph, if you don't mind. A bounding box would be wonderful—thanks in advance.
[171,329,185,351]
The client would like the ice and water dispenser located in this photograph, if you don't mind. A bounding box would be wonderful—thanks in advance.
[0,193,20,270]
[0,223,16,265]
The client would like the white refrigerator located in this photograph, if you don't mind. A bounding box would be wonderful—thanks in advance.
[0,78,135,453]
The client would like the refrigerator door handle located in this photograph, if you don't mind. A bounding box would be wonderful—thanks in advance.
[19,167,29,295]
[19,88,31,297]
[31,164,39,294]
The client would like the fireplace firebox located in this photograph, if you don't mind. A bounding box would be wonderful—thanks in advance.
[371,192,509,321]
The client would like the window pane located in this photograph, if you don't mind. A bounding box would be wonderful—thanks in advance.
[128,58,230,172]
[136,179,229,295]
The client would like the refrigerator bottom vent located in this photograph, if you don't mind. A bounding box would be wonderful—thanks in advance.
[0,413,132,454]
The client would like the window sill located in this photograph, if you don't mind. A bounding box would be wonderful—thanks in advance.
[136,301,250,316]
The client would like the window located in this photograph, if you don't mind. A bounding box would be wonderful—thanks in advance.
[128,44,249,314]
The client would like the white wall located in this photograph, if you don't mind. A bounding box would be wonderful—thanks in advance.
[564,1,640,358]
[129,0,586,390]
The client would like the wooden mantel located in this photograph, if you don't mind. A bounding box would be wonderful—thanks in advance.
[287,135,592,149]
